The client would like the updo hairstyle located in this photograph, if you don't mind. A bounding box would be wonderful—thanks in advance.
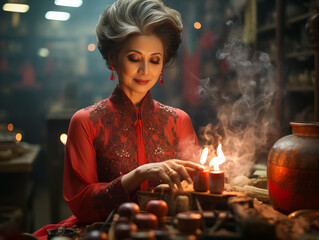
[96,0,183,67]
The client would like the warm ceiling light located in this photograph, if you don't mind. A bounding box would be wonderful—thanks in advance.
[3,3,30,13]
[54,0,83,7]
[45,11,70,21]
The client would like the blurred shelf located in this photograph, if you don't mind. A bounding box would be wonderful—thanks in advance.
[256,0,318,131]
[287,12,314,24]
[285,50,315,59]
[285,85,314,92]
[257,23,276,33]
[257,12,313,34]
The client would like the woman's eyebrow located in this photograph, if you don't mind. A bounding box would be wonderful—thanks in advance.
[126,49,162,56]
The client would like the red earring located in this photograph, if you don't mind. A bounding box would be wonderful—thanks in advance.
[159,70,163,85]
[110,65,115,81]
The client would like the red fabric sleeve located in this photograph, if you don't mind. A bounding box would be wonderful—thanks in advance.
[175,109,200,161]
[63,110,131,223]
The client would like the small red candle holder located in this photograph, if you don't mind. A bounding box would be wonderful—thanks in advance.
[209,170,225,194]
[193,169,209,192]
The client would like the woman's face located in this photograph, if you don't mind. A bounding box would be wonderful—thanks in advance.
[114,34,164,102]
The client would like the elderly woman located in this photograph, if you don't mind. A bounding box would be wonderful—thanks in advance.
[34,0,203,238]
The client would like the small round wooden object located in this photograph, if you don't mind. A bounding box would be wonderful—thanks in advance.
[83,230,108,240]
[118,202,140,220]
[134,213,158,230]
[146,200,168,224]
[114,222,138,240]
[176,212,202,234]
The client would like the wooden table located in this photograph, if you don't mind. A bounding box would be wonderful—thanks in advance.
[0,143,41,232]
[0,143,40,172]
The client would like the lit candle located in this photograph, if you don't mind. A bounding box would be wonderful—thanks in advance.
[208,144,225,194]
[194,169,209,192]
[193,147,209,192]
[209,170,224,194]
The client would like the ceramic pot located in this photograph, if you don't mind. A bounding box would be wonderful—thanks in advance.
[267,122,319,213]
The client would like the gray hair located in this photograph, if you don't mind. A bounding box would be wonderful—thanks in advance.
[96,0,183,67]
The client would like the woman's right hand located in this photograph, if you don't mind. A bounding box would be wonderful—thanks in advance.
[122,159,204,192]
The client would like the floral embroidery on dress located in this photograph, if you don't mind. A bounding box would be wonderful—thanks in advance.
[143,102,178,163]
[85,99,108,126]
[85,86,180,212]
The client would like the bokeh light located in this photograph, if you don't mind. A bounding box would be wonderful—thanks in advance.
[88,43,96,52]
[194,22,201,29]
[55,0,83,8]
[3,3,29,13]
[7,123,14,131]
[38,48,50,57]
[16,133,22,142]
[45,11,71,21]
[60,133,68,145]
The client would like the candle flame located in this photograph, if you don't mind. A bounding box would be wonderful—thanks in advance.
[200,147,208,165]
[209,144,226,171]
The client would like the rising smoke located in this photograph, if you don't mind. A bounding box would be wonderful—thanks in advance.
[199,22,276,179]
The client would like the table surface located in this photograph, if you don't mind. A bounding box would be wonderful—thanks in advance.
[0,143,41,173]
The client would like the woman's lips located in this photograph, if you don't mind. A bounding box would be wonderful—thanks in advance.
[134,79,150,85]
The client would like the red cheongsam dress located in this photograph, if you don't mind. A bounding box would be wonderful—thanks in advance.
[33,85,198,239]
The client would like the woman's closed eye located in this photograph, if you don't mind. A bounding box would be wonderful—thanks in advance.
[150,56,161,64]
[128,54,139,62]
[128,54,161,65]
[150,59,160,64]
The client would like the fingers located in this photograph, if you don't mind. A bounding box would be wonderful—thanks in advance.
[166,168,183,191]
[142,160,202,192]
[165,160,204,183]
[158,169,175,190]
[162,164,183,191]
[173,159,205,171]
[159,167,180,192]
[170,164,192,185]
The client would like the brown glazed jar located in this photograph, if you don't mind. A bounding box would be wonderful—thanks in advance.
[267,122,319,213]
